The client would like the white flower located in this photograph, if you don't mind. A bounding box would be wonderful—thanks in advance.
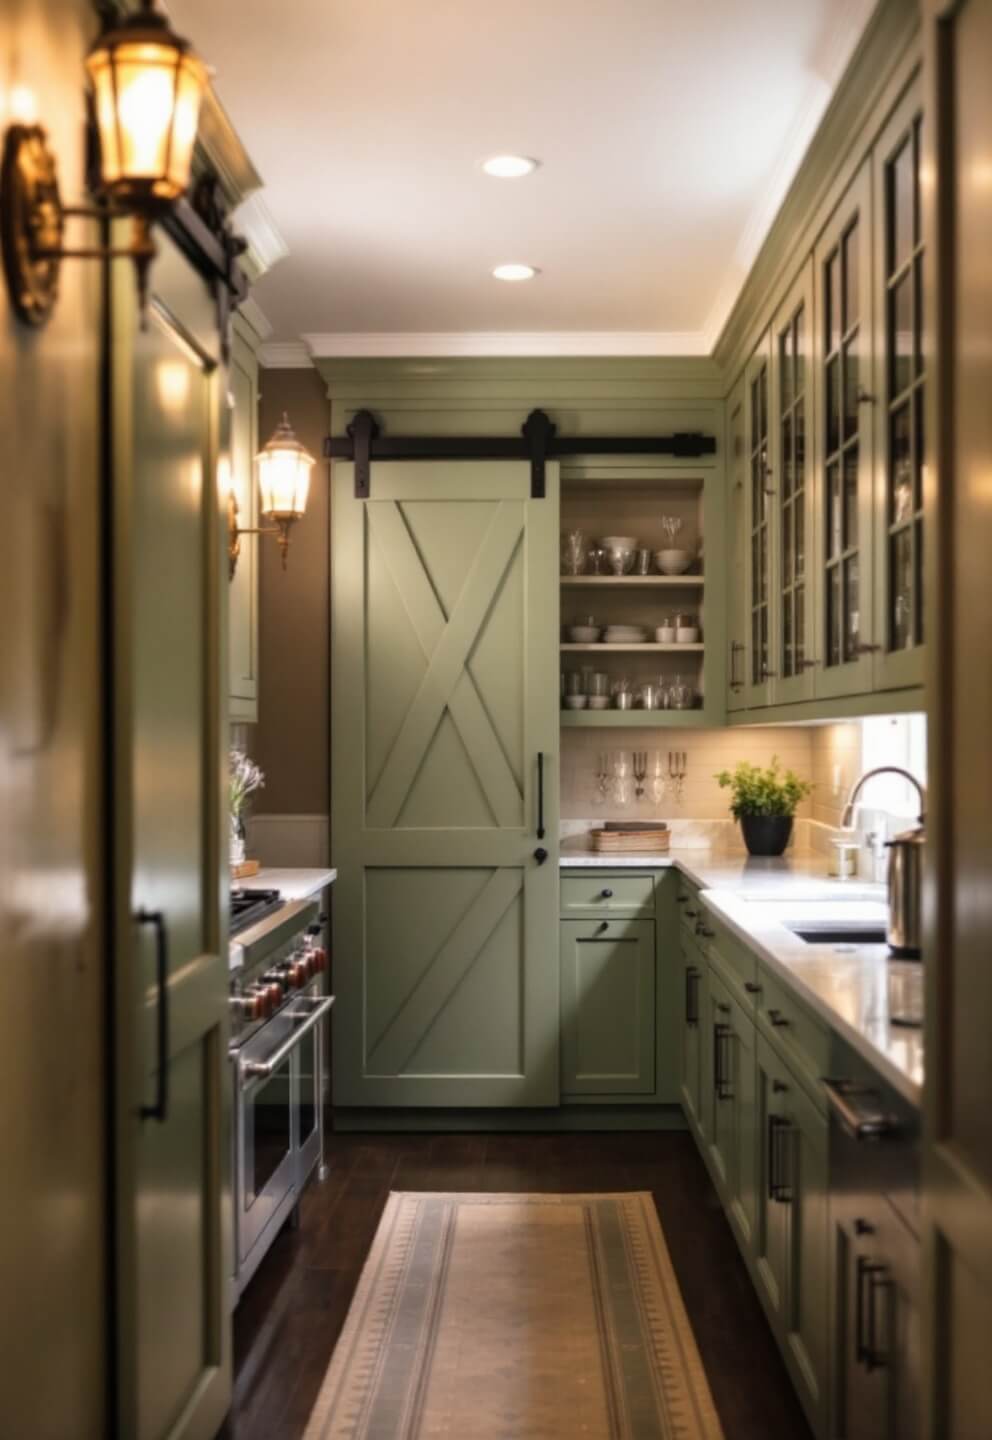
[230,748,265,817]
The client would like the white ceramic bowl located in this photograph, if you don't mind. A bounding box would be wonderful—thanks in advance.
[655,626,676,643]
[563,694,588,710]
[601,535,637,552]
[586,695,611,710]
[676,626,700,643]
[653,548,692,575]
[567,625,601,643]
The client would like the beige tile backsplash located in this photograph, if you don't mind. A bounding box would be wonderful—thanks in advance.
[560,725,817,822]
[809,722,863,829]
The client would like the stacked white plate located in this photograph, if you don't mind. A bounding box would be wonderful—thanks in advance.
[602,625,648,644]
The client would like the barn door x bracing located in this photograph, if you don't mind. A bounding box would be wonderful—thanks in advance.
[332,460,559,1108]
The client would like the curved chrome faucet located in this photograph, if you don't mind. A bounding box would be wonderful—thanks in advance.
[841,766,927,829]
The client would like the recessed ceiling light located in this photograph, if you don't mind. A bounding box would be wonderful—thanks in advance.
[492,263,538,282]
[482,154,538,179]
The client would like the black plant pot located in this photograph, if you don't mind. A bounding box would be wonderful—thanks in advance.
[740,813,793,857]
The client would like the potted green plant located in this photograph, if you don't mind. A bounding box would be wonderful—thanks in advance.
[715,757,813,857]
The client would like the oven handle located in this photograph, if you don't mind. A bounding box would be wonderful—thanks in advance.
[240,995,335,1081]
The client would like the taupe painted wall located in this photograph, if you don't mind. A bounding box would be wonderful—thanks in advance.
[254,367,331,813]
[1,1,106,1433]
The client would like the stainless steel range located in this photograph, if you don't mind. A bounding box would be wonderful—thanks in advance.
[229,887,333,1299]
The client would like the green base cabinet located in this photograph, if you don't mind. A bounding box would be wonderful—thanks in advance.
[754,1034,830,1437]
[560,919,655,1096]
[679,937,705,1137]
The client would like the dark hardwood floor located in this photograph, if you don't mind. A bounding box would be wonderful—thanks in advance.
[219,1130,812,1440]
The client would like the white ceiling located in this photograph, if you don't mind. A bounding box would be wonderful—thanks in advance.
[173,0,877,356]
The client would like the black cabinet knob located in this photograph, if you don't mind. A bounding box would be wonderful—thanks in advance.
[601,887,614,898]
[534,847,548,865]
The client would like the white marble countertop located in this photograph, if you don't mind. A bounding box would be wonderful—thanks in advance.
[559,841,921,1105]
[234,867,337,902]
[701,889,922,1106]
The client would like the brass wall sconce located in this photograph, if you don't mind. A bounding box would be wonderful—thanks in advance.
[1,0,208,327]
[229,413,315,579]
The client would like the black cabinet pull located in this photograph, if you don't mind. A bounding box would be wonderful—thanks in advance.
[856,1258,890,1371]
[137,908,169,1123]
[536,751,545,839]
[685,908,698,919]
[714,1022,733,1100]
[600,888,614,899]
[676,895,689,905]
[534,847,548,865]
[768,1007,789,1027]
[685,966,700,1026]
[767,1114,792,1202]
[744,981,761,994]
[595,921,609,936]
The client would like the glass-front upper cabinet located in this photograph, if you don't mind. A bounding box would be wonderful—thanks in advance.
[744,330,775,707]
[772,260,815,704]
[727,376,748,712]
[873,86,926,692]
[813,159,876,699]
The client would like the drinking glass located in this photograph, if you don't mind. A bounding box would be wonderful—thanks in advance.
[561,530,587,575]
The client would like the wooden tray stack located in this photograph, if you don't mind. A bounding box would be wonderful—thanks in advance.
[589,824,670,854]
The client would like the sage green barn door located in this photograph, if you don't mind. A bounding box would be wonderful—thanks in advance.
[112,233,230,1439]
[332,459,560,1107]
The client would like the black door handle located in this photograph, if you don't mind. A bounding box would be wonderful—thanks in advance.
[536,751,545,839]
[534,847,548,865]
[136,907,169,1123]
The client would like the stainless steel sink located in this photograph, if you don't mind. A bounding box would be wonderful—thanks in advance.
[786,922,887,945]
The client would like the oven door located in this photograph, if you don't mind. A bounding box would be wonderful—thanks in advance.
[236,992,335,1266]
[295,980,333,1184]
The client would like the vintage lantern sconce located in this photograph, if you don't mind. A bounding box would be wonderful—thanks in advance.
[229,413,315,579]
[0,0,209,327]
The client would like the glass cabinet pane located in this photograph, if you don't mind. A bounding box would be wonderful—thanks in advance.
[889,137,914,273]
[749,355,771,687]
[883,113,925,654]
[778,300,807,683]
[821,208,865,676]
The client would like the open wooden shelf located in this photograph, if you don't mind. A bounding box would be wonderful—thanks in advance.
[560,642,705,653]
[560,574,704,588]
[560,709,711,727]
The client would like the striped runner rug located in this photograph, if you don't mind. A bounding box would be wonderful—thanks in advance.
[304,1192,724,1440]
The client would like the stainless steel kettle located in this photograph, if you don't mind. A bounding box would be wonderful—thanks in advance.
[884,824,924,957]
[842,767,926,959]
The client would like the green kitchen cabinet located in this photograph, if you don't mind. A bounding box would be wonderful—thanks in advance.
[331,459,560,1108]
[704,965,736,1198]
[678,933,706,1137]
[111,231,231,1439]
[704,965,758,1256]
[871,81,926,694]
[228,317,261,723]
[560,919,656,1096]
[726,376,749,710]
[755,1035,830,1436]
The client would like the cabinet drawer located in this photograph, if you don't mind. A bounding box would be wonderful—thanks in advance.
[696,911,760,1004]
[757,964,830,1106]
[560,873,655,916]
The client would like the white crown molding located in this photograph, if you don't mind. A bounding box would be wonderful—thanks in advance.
[236,296,273,343]
[301,331,710,359]
[233,192,290,283]
[259,340,314,368]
